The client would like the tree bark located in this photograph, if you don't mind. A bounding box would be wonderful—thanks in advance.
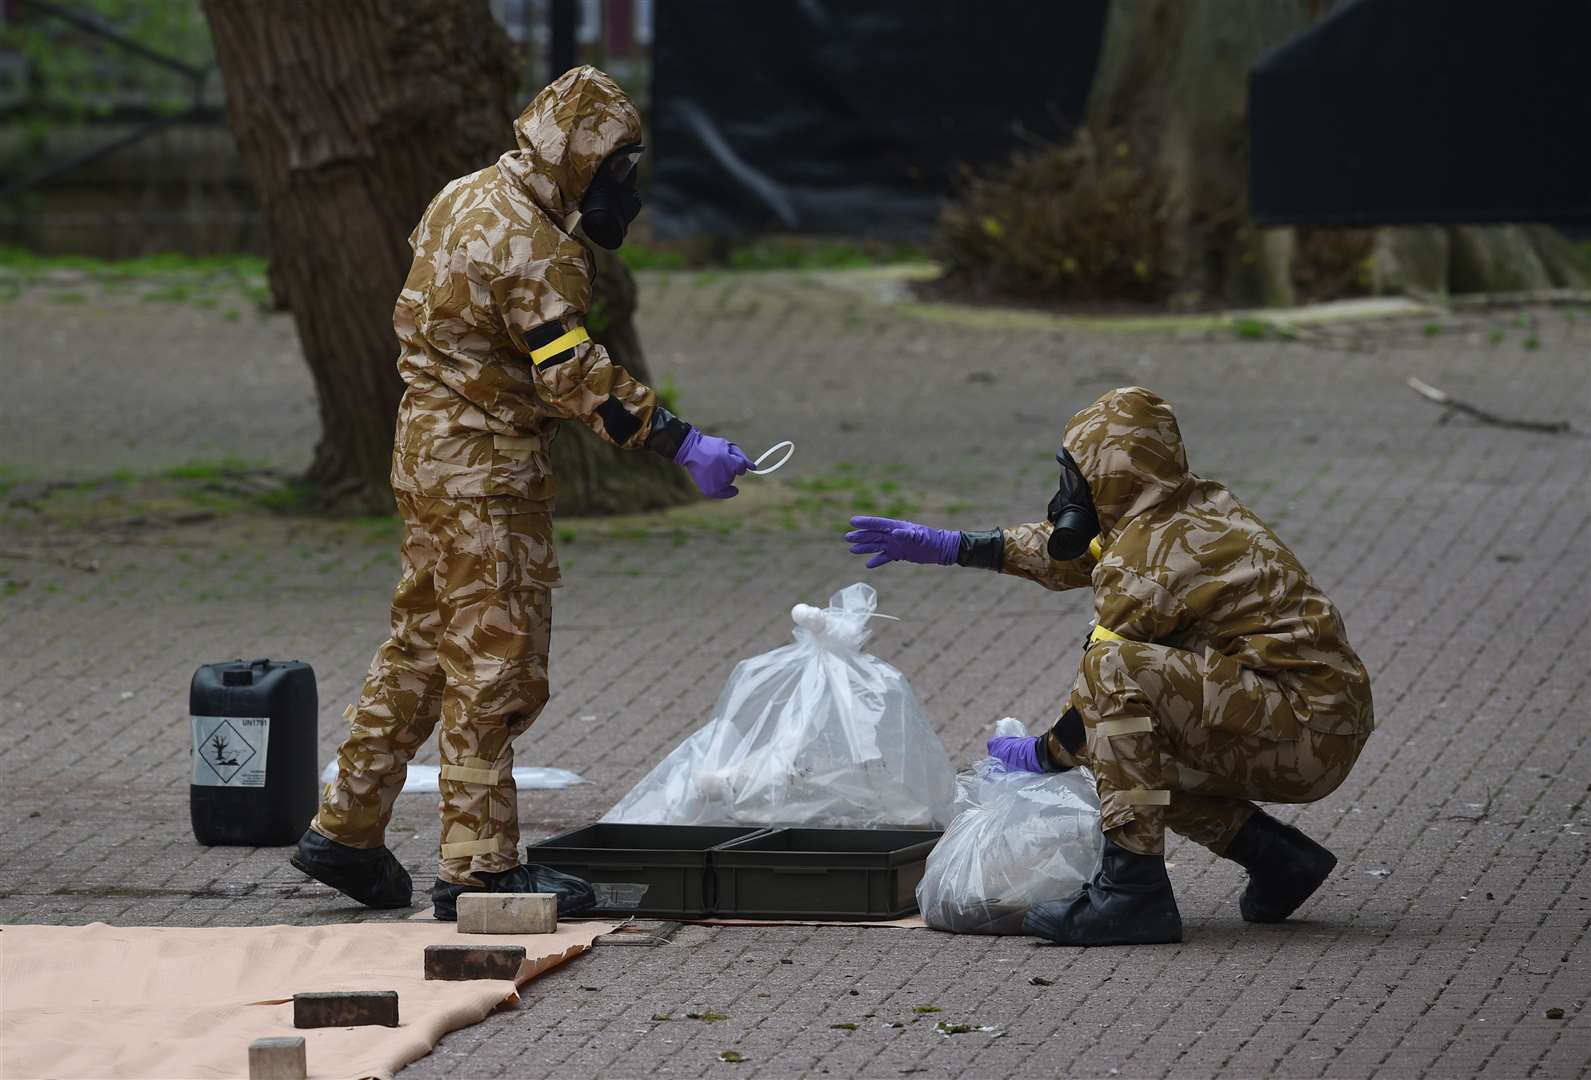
[203,0,692,515]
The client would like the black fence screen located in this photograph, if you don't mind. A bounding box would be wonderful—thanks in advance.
[647,0,1108,237]
[1250,0,1591,227]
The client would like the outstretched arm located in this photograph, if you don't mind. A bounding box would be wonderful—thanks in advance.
[495,257,749,496]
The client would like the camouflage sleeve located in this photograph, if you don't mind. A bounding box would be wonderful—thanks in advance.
[997,521,1095,592]
[1093,565,1189,644]
[493,257,658,450]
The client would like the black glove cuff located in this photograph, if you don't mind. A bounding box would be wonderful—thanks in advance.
[645,406,693,461]
[1051,707,1086,754]
[956,529,1004,571]
[1037,707,1087,772]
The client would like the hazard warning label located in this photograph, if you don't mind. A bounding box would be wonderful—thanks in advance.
[191,715,269,787]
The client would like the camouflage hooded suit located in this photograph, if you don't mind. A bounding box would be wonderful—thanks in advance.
[312,68,662,885]
[998,387,1374,857]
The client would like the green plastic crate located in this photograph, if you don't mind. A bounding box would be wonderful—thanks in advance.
[526,823,765,917]
[711,828,942,921]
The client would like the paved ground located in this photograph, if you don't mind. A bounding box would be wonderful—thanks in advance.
[2,268,1588,1079]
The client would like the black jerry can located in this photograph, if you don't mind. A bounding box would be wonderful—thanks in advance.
[189,659,319,846]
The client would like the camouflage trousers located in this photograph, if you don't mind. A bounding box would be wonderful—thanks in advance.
[311,491,560,885]
[1069,640,1367,857]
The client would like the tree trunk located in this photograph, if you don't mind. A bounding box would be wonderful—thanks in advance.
[203,0,693,515]
[1084,0,1322,310]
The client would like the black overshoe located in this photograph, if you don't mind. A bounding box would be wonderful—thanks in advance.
[1223,810,1337,923]
[290,829,414,909]
[1021,834,1183,946]
[431,863,597,921]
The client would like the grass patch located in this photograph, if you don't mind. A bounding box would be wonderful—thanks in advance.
[725,239,924,271]
[620,237,926,274]
[619,244,689,271]
[0,246,267,280]
[161,457,259,481]
[0,247,271,313]
[686,1011,729,1022]
[141,283,194,304]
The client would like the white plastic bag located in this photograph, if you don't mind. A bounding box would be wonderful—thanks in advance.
[917,718,1103,934]
[603,583,956,829]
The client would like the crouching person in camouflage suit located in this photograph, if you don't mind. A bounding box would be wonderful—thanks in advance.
[292,67,751,919]
[843,387,1373,945]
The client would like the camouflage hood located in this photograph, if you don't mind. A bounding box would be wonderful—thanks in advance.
[1062,387,1191,539]
[498,66,643,220]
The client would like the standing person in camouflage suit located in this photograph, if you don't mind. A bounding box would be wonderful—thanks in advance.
[844,387,1373,945]
[292,67,751,919]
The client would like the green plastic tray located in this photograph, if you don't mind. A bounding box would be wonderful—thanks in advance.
[526,823,765,917]
[711,827,941,921]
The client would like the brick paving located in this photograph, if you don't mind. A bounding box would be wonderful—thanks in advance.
[1,271,1588,1078]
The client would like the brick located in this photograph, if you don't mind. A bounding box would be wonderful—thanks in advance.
[247,1036,306,1080]
[456,892,557,935]
[292,990,398,1029]
[424,943,527,981]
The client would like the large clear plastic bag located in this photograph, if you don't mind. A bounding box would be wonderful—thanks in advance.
[917,718,1103,934]
[603,583,956,829]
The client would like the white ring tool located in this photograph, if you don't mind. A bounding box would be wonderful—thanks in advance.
[749,440,795,476]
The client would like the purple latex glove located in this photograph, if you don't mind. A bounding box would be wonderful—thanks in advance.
[988,735,1045,773]
[674,427,752,499]
[845,516,961,569]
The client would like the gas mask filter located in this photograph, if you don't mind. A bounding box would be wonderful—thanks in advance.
[579,142,644,250]
[1046,447,1100,561]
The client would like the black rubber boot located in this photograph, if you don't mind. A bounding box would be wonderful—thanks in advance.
[431,863,597,922]
[1021,834,1183,946]
[1223,810,1337,923]
[290,829,413,910]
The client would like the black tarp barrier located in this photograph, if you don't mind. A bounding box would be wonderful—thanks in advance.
[647,0,1108,238]
[1250,0,1591,228]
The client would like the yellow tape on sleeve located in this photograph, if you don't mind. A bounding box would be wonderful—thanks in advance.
[528,324,590,365]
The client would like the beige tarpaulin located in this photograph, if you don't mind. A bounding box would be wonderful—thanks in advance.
[0,918,616,1080]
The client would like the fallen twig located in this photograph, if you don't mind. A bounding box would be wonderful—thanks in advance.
[1406,377,1572,434]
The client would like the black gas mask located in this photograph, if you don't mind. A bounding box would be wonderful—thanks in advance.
[578,142,644,250]
[1046,447,1101,561]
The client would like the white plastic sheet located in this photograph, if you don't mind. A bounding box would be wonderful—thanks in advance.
[917,718,1103,934]
[603,583,956,829]
[318,762,588,793]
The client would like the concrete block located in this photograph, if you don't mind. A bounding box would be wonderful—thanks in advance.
[248,1035,307,1079]
[424,943,527,981]
[456,892,557,934]
[292,990,398,1029]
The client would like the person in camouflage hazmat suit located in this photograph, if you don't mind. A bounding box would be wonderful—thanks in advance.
[844,387,1373,945]
[291,67,752,919]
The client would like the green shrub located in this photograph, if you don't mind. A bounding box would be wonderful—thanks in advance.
[937,130,1169,303]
